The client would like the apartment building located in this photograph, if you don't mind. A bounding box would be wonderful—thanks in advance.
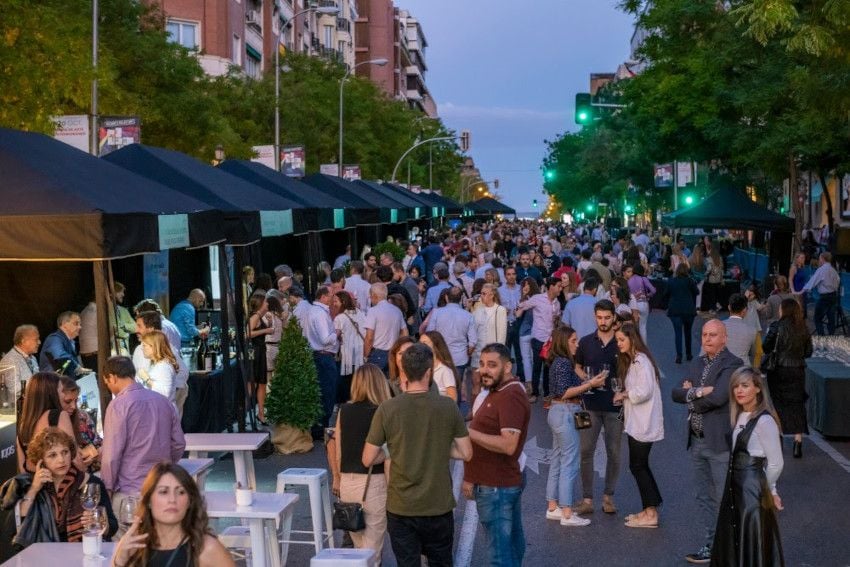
[355,0,437,117]
[159,0,359,78]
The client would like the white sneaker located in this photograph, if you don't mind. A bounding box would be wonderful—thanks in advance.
[560,514,591,527]
[545,509,562,521]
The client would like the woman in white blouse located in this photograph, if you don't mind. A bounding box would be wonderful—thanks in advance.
[139,330,179,405]
[710,366,785,565]
[419,331,458,401]
[263,292,288,388]
[333,290,366,403]
[470,283,507,369]
[613,322,664,529]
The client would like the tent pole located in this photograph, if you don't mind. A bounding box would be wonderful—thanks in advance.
[92,261,113,418]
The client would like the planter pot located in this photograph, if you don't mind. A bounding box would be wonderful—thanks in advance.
[271,423,313,454]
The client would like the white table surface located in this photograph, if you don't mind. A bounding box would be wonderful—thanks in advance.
[177,457,215,478]
[184,432,268,452]
[1,542,116,566]
[204,490,299,519]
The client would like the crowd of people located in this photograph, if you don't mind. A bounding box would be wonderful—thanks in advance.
[0,217,830,566]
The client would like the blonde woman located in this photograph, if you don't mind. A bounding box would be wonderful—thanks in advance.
[139,330,179,405]
[332,364,392,562]
[471,283,507,369]
[711,367,784,565]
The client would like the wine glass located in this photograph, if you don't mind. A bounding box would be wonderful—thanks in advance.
[583,366,595,394]
[119,497,138,533]
[80,482,100,511]
[611,377,623,406]
[597,363,610,391]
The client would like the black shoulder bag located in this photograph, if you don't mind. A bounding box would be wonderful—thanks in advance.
[332,465,372,532]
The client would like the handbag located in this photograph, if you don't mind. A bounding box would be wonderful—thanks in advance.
[332,465,372,532]
[573,397,592,430]
[760,324,783,373]
[539,338,553,359]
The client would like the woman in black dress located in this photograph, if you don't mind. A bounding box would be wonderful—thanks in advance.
[762,298,812,458]
[711,367,785,567]
[247,294,273,425]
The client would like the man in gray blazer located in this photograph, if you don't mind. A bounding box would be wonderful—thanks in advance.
[722,294,758,365]
[671,319,743,564]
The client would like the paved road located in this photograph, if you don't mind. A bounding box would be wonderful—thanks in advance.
[203,311,850,566]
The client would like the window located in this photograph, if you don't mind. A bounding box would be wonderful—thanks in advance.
[232,35,242,65]
[166,20,199,50]
[324,25,333,50]
[244,52,261,79]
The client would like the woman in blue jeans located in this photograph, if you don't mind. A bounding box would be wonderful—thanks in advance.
[663,263,699,364]
[545,325,606,526]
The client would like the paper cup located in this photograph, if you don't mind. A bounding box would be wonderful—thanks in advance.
[236,488,253,507]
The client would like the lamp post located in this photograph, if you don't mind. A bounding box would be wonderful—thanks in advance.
[275,5,340,171]
[339,58,388,178]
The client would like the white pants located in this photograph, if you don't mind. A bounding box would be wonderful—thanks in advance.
[636,301,650,344]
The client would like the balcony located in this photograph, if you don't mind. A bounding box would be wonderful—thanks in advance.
[318,45,343,63]
[337,19,351,33]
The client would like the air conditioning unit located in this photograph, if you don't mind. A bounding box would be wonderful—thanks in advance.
[246,10,260,25]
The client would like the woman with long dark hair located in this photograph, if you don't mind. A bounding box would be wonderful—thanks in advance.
[16,372,79,473]
[247,294,273,425]
[111,462,234,567]
[613,322,664,528]
[711,367,784,566]
[517,277,539,394]
[333,290,365,404]
[762,298,812,458]
[664,262,699,364]
[545,325,605,527]
[420,331,459,401]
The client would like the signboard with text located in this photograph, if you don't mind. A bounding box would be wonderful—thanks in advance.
[654,163,673,188]
[251,145,276,169]
[320,163,339,176]
[342,165,361,181]
[52,115,90,153]
[98,116,140,156]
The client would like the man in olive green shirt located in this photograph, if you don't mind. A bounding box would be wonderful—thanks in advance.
[363,343,472,567]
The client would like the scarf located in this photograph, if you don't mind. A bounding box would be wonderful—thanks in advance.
[46,467,86,542]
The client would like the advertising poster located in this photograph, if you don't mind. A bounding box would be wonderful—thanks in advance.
[342,165,361,181]
[251,145,276,169]
[143,251,170,315]
[677,161,695,187]
[320,163,339,176]
[282,145,306,177]
[653,163,673,188]
[52,115,90,152]
[98,116,140,156]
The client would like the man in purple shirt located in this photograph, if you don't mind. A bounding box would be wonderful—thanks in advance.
[516,277,563,402]
[100,356,185,528]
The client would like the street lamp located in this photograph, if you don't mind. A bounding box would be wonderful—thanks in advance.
[275,5,340,170]
[339,58,389,177]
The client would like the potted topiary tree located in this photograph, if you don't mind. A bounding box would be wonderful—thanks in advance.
[265,316,322,454]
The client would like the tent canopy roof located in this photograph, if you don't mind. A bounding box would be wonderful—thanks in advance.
[467,197,516,215]
[662,186,794,232]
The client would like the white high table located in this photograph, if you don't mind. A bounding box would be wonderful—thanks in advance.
[177,457,215,491]
[205,491,299,567]
[185,432,268,489]
[1,542,116,566]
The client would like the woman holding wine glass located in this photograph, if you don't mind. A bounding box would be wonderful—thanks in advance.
[6,427,116,549]
[111,462,234,567]
[612,322,664,529]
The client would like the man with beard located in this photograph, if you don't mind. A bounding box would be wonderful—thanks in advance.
[462,343,531,566]
[573,300,622,516]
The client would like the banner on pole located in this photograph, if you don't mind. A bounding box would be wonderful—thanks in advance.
[677,161,695,187]
[342,165,361,181]
[281,145,305,177]
[320,163,338,176]
[98,116,140,156]
[251,145,276,169]
[653,163,673,188]
[52,115,90,153]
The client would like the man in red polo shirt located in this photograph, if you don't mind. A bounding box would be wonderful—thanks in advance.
[462,343,531,566]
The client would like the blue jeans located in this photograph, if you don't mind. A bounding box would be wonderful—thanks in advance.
[668,315,695,359]
[690,435,729,545]
[474,482,525,567]
[546,403,581,507]
[366,348,389,374]
[312,352,339,428]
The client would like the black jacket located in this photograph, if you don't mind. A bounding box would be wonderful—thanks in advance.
[671,348,743,453]
[664,275,699,317]
[0,473,60,557]
[763,319,812,368]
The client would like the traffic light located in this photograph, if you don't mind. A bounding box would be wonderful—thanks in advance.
[544,169,555,181]
[586,203,594,213]
[494,178,500,189]
[460,130,471,152]
[624,202,634,214]
[532,199,538,208]
[684,195,694,205]
[575,93,593,125]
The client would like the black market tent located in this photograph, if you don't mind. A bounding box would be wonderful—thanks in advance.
[417,190,464,216]
[382,183,448,216]
[0,128,222,259]
[302,174,386,225]
[217,160,350,232]
[466,196,517,216]
[661,187,795,232]
[105,144,306,244]
[354,179,428,221]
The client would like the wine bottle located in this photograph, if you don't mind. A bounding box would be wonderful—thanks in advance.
[196,337,208,372]
[204,340,213,372]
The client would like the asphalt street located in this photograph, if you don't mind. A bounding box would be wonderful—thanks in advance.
[203,311,850,566]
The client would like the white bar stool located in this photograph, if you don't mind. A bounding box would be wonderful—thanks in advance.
[276,468,334,554]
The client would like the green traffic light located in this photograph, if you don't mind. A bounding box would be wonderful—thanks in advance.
[684,195,694,205]
[586,204,594,212]
[532,199,538,208]
[544,170,555,181]
[624,203,634,213]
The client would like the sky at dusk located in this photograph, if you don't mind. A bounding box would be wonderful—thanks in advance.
[398,1,636,213]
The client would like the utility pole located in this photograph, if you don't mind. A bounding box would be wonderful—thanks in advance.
[90,0,99,156]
